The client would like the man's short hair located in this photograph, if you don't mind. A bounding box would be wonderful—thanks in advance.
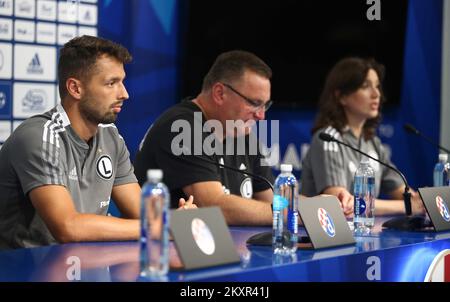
[58,35,132,99]
[202,50,272,91]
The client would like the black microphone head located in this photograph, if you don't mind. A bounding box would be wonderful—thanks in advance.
[319,132,334,142]
[404,123,419,135]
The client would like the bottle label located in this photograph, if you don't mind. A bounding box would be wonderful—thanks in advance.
[287,209,298,233]
[355,196,366,215]
[273,194,289,211]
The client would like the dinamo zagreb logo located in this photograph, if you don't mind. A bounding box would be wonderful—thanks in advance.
[436,196,450,222]
[317,208,336,237]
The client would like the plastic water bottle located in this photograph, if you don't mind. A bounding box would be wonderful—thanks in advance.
[433,154,449,187]
[272,164,298,255]
[140,169,170,278]
[353,158,375,235]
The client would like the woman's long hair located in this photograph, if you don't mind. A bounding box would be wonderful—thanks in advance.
[312,57,386,140]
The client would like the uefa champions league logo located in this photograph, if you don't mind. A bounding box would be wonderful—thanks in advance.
[317,208,336,238]
[436,196,450,222]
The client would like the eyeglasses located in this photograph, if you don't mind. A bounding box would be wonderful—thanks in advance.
[222,83,273,112]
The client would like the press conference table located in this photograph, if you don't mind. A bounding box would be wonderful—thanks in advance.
[1,217,449,282]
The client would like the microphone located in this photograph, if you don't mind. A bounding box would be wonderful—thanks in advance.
[404,123,450,154]
[319,132,428,231]
[319,132,411,200]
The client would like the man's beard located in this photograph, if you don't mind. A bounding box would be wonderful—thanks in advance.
[79,97,118,124]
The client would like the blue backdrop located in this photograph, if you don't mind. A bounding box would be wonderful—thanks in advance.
[98,0,442,194]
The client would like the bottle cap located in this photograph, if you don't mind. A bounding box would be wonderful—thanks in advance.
[439,153,448,162]
[280,164,293,173]
[147,169,163,182]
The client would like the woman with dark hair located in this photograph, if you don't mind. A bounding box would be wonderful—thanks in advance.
[301,57,425,217]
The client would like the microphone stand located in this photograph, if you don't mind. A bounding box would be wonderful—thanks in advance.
[404,124,450,154]
[190,154,274,191]
[319,133,429,231]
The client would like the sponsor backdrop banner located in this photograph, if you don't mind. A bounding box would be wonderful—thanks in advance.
[0,0,98,146]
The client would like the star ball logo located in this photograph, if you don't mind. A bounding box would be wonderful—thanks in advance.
[317,208,336,238]
[436,196,450,222]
